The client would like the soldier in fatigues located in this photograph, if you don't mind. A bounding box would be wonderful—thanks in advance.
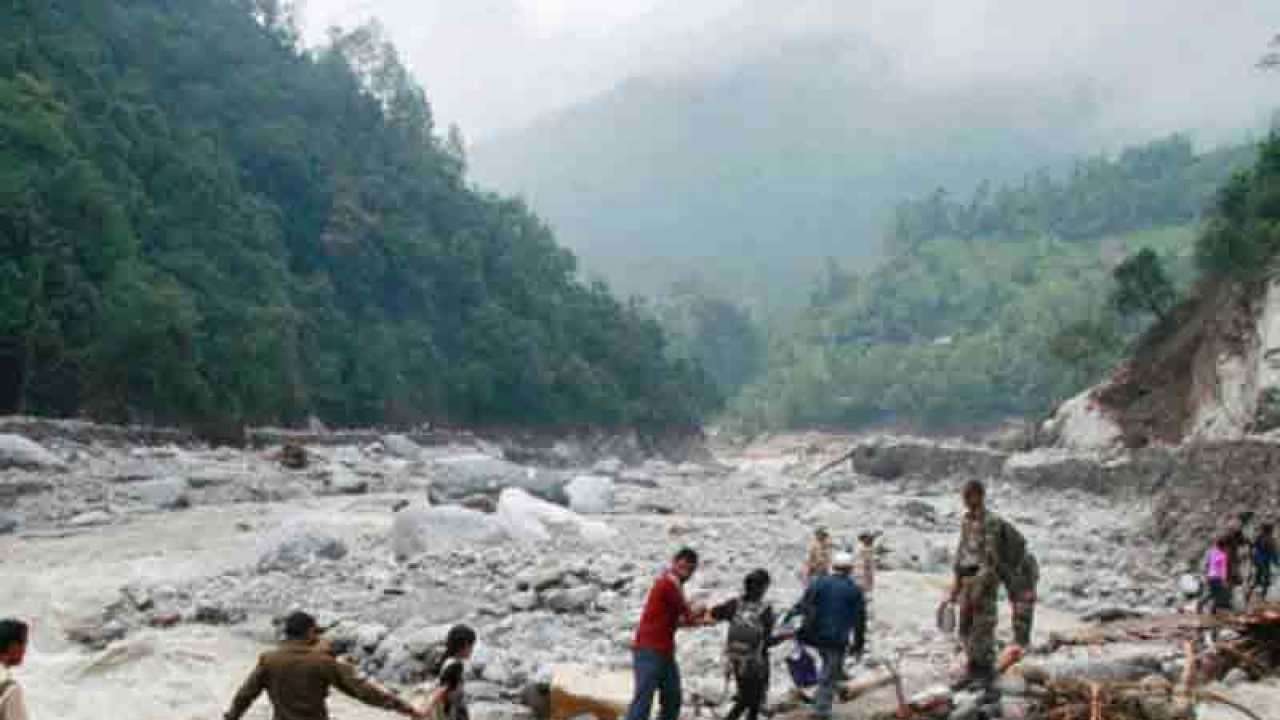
[1005,553,1038,648]
[944,480,1033,690]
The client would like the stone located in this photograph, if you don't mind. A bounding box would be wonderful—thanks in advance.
[0,434,65,470]
[280,443,309,469]
[193,603,247,625]
[543,586,600,614]
[356,623,390,652]
[67,619,128,649]
[0,512,18,535]
[127,477,191,510]
[496,488,617,544]
[1223,668,1249,687]
[427,453,570,505]
[325,466,369,495]
[897,499,937,523]
[68,510,113,527]
[510,591,539,612]
[389,503,506,559]
[383,434,424,460]
[257,523,348,571]
[566,475,615,514]
[617,470,658,488]
[592,458,623,476]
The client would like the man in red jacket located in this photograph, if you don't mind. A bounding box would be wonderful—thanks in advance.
[624,547,707,720]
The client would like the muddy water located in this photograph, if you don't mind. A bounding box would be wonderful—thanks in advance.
[1,500,397,719]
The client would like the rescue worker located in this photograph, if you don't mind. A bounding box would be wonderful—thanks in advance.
[943,480,1032,691]
[802,526,833,583]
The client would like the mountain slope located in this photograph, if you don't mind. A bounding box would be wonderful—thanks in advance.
[0,0,715,428]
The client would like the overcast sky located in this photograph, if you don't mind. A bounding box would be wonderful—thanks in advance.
[301,0,1280,142]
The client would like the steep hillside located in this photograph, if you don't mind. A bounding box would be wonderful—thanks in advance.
[0,0,716,428]
[728,136,1255,433]
[1046,133,1280,450]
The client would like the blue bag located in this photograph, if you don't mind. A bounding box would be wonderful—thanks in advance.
[786,642,818,688]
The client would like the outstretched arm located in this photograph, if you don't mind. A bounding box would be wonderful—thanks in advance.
[224,662,267,720]
[332,659,418,716]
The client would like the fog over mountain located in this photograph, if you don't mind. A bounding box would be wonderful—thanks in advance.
[305,1,1280,299]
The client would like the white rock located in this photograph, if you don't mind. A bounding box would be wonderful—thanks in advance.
[0,434,65,470]
[68,510,113,527]
[428,454,568,504]
[325,466,369,495]
[566,475,615,514]
[127,477,191,510]
[389,503,505,559]
[382,434,423,460]
[544,586,600,613]
[496,489,616,544]
[257,523,348,571]
[1042,390,1122,452]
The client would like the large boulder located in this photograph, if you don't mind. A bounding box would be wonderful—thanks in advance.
[257,523,348,572]
[382,434,424,460]
[0,434,65,470]
[496,489,616,544]
[389,503,505,559]
[566,475,615,514]
[125,477,191,510]
[427,454,569,505]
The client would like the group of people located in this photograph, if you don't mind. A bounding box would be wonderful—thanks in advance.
[1202,512,1278,613]
[622,479,1037,720]
[0,481,1037,720]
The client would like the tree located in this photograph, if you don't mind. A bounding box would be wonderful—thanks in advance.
[1111,248,1176,321]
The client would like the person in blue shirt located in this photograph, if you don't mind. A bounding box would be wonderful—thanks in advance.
[799,552,867,720]
[1247,522,1278,605]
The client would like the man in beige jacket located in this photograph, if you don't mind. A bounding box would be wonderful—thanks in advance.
[0,619,30,720]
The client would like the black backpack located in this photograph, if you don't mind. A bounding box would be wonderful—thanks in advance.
[725,600,769,669]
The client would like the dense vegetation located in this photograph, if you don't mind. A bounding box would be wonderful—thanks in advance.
[1195,133,1280,279]
[727,135,1257,432]
[0,0,717,428]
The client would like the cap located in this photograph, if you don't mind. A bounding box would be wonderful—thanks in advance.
[832,552,855,568]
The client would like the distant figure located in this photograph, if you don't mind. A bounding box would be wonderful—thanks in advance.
[624,547,708,720]
[854,531,877,600]
[803,526,833,582]
[943,480,1032,691]
[224,611,423,720]
[418,625,476,720]
[708,570,791,720]
[1205,535,1232,614]
[1247,522,1278,605]
[801,553,866,720]
[0,619,30,720]
[1224,513,1252,601]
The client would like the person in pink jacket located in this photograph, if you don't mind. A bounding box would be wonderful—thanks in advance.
[1205,535,1232,614]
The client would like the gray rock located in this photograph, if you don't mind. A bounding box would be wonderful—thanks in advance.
[193,603,247,625]
[0,434,65,470]
[566,475,615,514]
[257,525,348,571]
[1223,668,1250,687]
[326,467,369,495]
[510,591,539,612]
[389,503,505,560]
[428,454,569,505]
[128,477,191,510]
[383,434,424,460]
[0,512,18,535]
[356,623,390,652]
[898,499,937,523]
[544,586,599,613]
[68,510,113,527]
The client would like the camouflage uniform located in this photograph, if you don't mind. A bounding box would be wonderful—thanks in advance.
[1005,553,1039,647]
[954,510,1033,672]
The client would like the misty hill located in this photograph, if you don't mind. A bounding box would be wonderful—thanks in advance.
[470,2,1279,301]
[469,38,1107,299]
[726,135,1256,432]
[0,0,715,428]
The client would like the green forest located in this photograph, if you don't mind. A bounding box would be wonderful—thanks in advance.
[726,135,1260,432]
[0,0,718,429]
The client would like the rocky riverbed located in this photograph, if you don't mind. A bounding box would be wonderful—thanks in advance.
[0,424,1275,719]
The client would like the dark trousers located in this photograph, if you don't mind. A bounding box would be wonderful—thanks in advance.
[624,649,682,720]
[725,663,769,720]
[814,646,847,719]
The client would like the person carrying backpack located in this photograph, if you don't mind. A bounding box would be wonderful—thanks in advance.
[1247,522,1277,605]
[417,625,476,720]
[708,570,791,720]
